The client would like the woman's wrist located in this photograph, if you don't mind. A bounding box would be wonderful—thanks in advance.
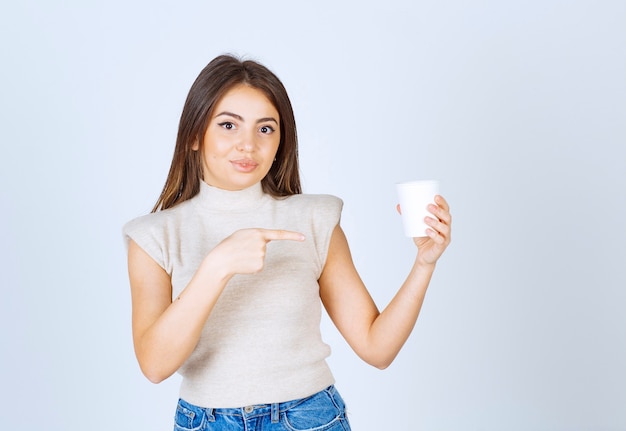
[414,258,437,273]
[200,253,233,285]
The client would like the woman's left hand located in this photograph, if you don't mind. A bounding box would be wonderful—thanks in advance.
[398,195,452,266]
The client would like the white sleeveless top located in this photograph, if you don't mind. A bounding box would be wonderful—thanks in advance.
[123,181,343,408]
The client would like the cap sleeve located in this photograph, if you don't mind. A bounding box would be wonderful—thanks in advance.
[311,195,343,271]
[122,214,167,271]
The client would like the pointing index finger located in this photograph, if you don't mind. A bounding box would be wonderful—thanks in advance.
[262,229,306,242]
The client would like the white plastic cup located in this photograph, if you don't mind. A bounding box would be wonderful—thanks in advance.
[396,180,440,237]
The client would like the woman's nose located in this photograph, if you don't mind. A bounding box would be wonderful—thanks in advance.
[236,131,255,152]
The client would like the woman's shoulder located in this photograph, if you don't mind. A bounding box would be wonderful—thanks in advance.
[283,192,343,208]
[122,199,194,236]
[278,193,343,220]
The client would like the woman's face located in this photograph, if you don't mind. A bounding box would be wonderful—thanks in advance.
[196,84,281,191]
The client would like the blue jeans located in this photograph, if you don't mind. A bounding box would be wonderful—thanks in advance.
[173,385,351,431]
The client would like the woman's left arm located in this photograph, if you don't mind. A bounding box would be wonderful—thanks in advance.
[319,195,452,369]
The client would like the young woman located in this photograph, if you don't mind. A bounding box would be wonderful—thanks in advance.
[123,54,452,431]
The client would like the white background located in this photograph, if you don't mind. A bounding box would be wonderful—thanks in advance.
[1,1,625,430]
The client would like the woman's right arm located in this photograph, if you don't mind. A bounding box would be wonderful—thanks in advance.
[127,228,305,383]
[128,239,230,383]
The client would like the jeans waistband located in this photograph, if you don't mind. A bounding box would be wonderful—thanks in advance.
[179,385,336,424]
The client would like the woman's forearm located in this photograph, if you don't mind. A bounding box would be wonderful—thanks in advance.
[134,256,231,383]
[362,261,436,369]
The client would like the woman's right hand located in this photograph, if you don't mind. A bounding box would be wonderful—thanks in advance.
[207,228,305,278]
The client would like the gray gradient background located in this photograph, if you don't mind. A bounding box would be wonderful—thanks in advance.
[1,1,625,430]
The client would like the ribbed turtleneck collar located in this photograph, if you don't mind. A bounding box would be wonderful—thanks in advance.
[193,180,267,213]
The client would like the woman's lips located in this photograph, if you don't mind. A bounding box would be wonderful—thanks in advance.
[230,159,259,173]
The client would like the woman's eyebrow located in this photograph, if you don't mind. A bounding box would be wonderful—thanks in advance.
[215,111,243,121]
[215,111,278,124]
[256,117,278,125]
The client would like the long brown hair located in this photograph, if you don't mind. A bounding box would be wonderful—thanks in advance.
[152,54,301,212]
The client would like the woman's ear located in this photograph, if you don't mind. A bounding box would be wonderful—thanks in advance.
[192,139,200,151]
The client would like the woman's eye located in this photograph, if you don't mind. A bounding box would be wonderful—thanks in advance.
[259,125,275,134]
[218,122,235,130]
